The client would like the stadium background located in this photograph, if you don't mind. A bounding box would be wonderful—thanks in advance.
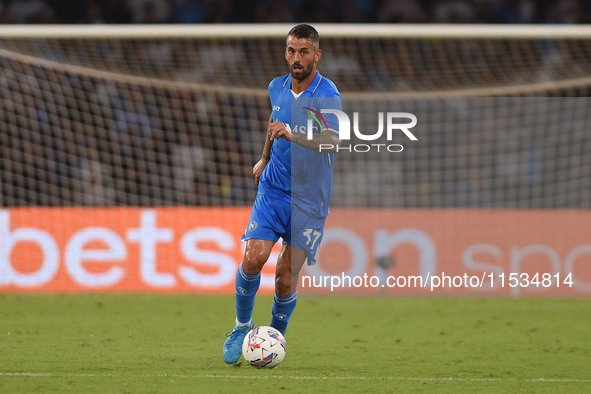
[0,0,590,24]
[1,0,590,296]
[1,4,591,394]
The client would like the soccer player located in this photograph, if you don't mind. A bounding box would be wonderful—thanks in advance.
[222,23,342,365]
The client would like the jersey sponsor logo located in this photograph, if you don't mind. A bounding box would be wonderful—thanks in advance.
[273,106,281,112]
[291,123,314,135]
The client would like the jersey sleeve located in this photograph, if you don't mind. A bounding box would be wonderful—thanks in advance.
[268,77,280,109]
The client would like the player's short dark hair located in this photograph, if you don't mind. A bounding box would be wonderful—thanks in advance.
[287,24,319,51]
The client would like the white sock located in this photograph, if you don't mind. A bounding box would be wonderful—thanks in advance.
[235,317,251,326]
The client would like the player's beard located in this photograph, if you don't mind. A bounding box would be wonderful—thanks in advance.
[289,61,314,81]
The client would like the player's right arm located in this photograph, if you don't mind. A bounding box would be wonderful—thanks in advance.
[253,113,274,186]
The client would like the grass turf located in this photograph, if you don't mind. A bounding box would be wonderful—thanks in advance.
[0,294,589,393]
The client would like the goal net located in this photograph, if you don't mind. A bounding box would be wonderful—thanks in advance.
[1,25,590,295]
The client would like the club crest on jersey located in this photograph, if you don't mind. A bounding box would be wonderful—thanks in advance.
[248,221,258,231]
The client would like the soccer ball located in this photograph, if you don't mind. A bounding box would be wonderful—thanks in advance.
[242,326,286,368]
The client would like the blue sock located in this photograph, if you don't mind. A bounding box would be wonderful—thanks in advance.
[270,291,297,336]
[235,263,261,324]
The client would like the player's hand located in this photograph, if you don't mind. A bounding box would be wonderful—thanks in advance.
[269,121,293,141]
[252,157,268,186]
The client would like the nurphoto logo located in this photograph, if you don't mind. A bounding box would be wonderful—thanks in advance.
[305,109,418,153]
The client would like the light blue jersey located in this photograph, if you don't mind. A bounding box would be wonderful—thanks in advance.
[258,70,342,219]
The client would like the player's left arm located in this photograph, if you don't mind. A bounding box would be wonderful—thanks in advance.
[269,122,341,153]
[292,128,341,152]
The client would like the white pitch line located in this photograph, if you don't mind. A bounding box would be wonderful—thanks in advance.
[0,373,590,383]
[0,373,55,377]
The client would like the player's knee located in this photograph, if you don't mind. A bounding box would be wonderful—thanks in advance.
[243,249,267,275]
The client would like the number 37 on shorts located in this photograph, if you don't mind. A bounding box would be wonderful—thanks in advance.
[303,228,321,251]
[297,228,323,266]
[290,204,326,265]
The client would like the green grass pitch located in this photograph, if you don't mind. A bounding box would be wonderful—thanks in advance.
[0,294,589,393]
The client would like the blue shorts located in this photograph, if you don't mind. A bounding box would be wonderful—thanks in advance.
[241,193,326,264]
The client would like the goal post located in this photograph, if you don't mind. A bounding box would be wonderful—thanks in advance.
[0,25,589,295]
[3,23,591,39]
